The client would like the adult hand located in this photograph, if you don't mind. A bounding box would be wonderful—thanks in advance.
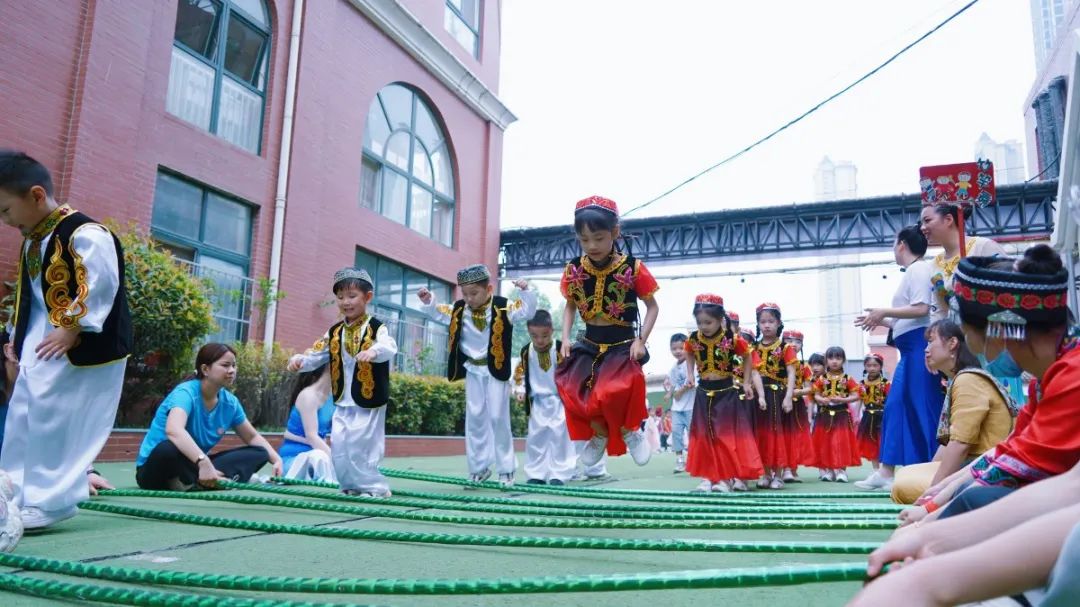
[849,564,942,607]
[35,326,80,361]
[897,505,929,527]
[866,524,940,578]
[88,472,114,496]
[854,308,887,330]
[271,459,283,477]
[197,459,226,488]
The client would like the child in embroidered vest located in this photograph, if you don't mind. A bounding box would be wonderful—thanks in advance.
[0,150,132,530]
[751,303,798,489]
[288,268,397,497]
[781,329,816,483]
[810,347,863,482]
[418,264,537,488]
[513,310,575,486]
[556,196,659,468]
[857,353,891,474]
[684,294,762,493]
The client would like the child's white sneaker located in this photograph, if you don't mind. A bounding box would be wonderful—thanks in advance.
[498,473,514,489]
[674,455,686,474]
[692,479,712,493]
[465,469,492,490]
[622,430,652,466]
[819,469,835,482]
[579,436,609,467]
[731,478,749,492]
[834,469,849,483]
[711,480,732,493]
[768,477,785,490]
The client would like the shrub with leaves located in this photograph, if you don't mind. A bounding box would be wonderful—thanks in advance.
[385,373,527,437]
[230,340,296,428]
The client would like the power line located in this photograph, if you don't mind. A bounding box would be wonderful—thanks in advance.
[509,258,898,282]
[621,0,982,218]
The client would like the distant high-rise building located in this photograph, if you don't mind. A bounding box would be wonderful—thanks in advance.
[1031,0,1071,67]
[974,133,1026,185]
[814,157,864,370]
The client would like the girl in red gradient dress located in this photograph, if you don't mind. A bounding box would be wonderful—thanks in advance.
[811,346,863,482]
[751,303,799,489]
[781,329,816,483]
[858,353,891,472]
[684,294,762,493]
[556,196,659,468]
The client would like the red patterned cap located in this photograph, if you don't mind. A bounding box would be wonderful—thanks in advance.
[756,302,781,315]
[727,311,740,322]
[575,195,619,216]
[865,353,884,364]
[694,293,724,306]
[783,330,804,341]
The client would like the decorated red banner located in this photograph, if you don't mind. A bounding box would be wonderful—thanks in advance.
[919,160,995,207]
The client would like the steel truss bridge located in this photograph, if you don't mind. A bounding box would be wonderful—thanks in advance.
[499,180,1058,273]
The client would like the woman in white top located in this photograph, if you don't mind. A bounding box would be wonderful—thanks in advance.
[919,203,1006,322]
[853,226,944,491]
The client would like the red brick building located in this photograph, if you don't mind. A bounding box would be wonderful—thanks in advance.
[0,0,514,373]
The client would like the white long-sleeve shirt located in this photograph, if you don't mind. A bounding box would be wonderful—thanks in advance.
[295,316,397,407]
[421,289,538,362]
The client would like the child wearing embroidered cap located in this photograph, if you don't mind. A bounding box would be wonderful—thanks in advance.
[418,265,537,488]
[287,267,398,498]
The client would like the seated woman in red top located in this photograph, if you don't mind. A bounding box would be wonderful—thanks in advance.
[901,245,1080,525]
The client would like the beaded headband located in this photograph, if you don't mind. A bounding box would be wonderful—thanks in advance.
[456,264,491,286]
[953,256,1069,341]
[574,195,619,216]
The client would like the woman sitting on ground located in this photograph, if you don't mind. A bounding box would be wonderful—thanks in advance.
[135,343,282,490]
[279,364,337,482]
[890,319,1016,504]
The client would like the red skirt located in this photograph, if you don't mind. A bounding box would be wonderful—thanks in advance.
[555,331,647,457]
[811,405,862,468]
[753,378,796,469]
[786,395,816,467]
[686,379,763,482]
[856,406,884,460]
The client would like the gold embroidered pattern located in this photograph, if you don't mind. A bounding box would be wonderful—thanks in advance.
[862,378,887,407]
[357,324,376,400]
[755,340,791,382]
[24,204,73,280]
[45,244,79,329]
[513,357,526,384]
[565,254,636,327]
[342,315,368,358]
[470,299,489,332]
[447,306,462,356]
[65,235,90,326]
[491,305,506,370]
[436,303,454,316]
[329,327,342,389]
[934,238,979,280]
[537,346,552,372]
[309,338,327,353]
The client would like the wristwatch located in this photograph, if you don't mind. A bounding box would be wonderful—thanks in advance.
[195,454,207,465]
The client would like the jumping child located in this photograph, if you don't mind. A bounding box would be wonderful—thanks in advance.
[751,303,799,489]
[810,346,862,482]
[857,353,891,473]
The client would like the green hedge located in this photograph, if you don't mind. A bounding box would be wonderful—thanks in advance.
[386,373,527,437]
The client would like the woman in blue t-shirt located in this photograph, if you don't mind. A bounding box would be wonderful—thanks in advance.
[135,343,283,490]
[280,364,336,482]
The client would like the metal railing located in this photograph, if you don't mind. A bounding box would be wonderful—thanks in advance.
[175,258,255,344]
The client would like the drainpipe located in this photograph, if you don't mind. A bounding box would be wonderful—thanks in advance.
[263,0,304,354]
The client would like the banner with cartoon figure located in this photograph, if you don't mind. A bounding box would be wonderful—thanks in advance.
[919,160,995,207]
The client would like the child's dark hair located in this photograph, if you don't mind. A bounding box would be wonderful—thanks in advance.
[808,353,826,367]
[926,320,980,375]
[670,332,687,345]
[0,150,54,197]
[754,308,783,342]
[289,363,329,406]
[824,346,847,363]
[930,202,973,225]
[527,309,554,329]
[573,207,619,235]
[194,343,237,379]
[863,354,883,377]
[896,225,928,257]
[333,276,373,295]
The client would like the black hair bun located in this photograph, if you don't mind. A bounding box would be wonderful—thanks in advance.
[1017,244,1063,276]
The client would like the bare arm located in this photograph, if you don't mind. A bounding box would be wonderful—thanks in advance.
[930,441,971,485]
[296,399,331,457]
[165,407,225,486]
[638,295,658,343]
[560,304,575,358]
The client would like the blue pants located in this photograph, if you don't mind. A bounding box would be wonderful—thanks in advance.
[671,409,691,453]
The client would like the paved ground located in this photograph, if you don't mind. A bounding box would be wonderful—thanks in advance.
[0,452,893,606]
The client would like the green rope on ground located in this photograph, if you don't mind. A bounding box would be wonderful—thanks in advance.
[376,468,892,503]
[238,479,902,511]
[0,572,350,607]
[78,501,882,554]
[96,489,898,530]
[0,553,872,595]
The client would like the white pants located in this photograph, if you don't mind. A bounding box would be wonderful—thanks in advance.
[574,440,608,477]
[523,395,576,482]
[464,366,516,475]
[1,357,125,512]
[285,449,337,483]
[331,405,388,493]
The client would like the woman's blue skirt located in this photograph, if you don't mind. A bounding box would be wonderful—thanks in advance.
[880,328,945,466]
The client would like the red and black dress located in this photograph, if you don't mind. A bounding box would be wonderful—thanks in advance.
[790,360,817,467]
[752,340,800,468]
[555,252,658,456]
[810,373,863,468]
[857,377,890,460]
[684,331,763,482]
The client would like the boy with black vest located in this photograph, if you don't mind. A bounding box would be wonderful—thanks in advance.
[0,150,132,529]
[513,310,575,485]
[418,264,537,488]
[288,268,397,497]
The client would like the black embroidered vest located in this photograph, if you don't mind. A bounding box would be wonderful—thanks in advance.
[562,253,643,327]
[446,296,513,382]
[328,317,390,407]
[687,330,743,377]
[13,212,132,367]
[518,341,563,416]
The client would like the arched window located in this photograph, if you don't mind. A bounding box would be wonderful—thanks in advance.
[361,84,456,247]
[167,0,271,153]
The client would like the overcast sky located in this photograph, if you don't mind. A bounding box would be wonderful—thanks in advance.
[497,0,1038,377]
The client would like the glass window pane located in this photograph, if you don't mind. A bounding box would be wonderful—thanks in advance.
[363,98,391,157]
[429,282,451,307]
[217,76,262,152]
[198,255,249,343]
[431,146,453,197]
[432,197,455,246]
[203,192,252,254]
[174,0,220,59]
[412,140,433,186]
[167,47,215,131]
[384,131,411,171]
[355,250,378,278]
[224,14,267,87]
[413,102,444,152]
[376,259,404,305]
[381,170,408,225]
[378,85,413,130]
[409,186,432,236]
[360,157,381,210]
[230,0,269,28]
[399,312,427,373]
[444,11,478,56]
[405,271,429,311]
[152,173,203,240]
[157,240,196,262]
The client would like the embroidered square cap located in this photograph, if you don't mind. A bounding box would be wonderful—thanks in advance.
[333,267,372,287]
[457,263,491,286]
